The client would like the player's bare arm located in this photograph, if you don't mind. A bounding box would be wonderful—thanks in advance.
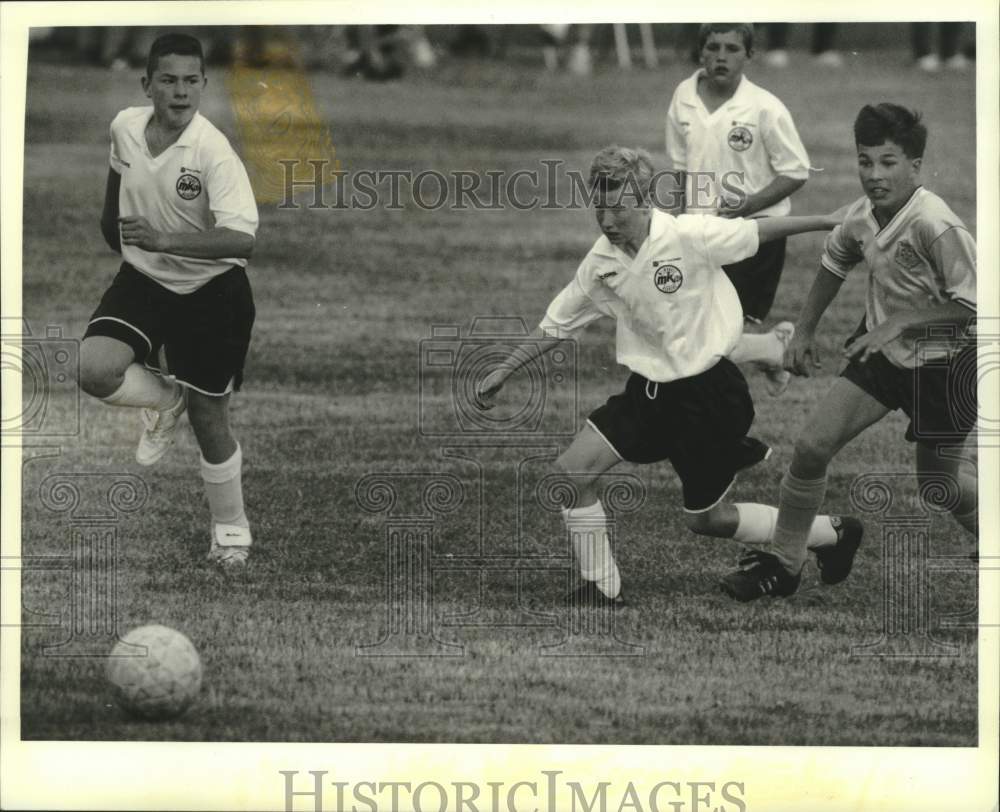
[719,174,806,219]
[844,299,975,364]
[118,217,255,259]
[101,168,122,253]
[754,211,841,244]
[785,267,844,376]
[474,327,564,409]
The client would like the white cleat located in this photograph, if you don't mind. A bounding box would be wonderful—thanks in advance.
[136,389,186,466]
[207,523,252,567]
[763,321,795,397]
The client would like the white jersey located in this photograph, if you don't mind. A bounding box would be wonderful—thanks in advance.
[665,71,810,217]
[109,107,259,294]
[821,187,976,368]
[539,210,757,382]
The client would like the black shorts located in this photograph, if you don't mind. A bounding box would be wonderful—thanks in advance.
[588,358,755,512]
[722,235,787,323]
[840,321,976,448]
[84,263,255,396]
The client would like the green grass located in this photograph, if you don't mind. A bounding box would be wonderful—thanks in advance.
[19,51,978,745]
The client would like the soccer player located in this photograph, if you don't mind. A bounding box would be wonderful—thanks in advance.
[665,23,811,325]
[721,104,978,601]
[475,146,858,605]
[77,33,259,566]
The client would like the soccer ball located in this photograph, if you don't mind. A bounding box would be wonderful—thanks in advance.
[106,625,202,721]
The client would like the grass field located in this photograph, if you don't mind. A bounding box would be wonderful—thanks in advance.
[17,47,980,745]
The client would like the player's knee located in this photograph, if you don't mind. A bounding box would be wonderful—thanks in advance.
[78,348,123,398]
[551,459,598,508]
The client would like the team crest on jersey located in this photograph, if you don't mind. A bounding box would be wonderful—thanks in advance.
[653,263,683,294]
[894,240,921,270]
[728,126,753,152]
[176,173,202,200]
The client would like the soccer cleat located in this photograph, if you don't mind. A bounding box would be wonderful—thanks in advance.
[762,321,795,397]
[136,389,186,466]
[815,516,863,585]
[207,523,252,567]
[734,436,772,473]
[719,550,801,602]
[568,580,625,609]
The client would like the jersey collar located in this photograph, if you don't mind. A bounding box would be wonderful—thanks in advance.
[870,186,925,245]
[124,106,203,151]
[679,69,752,112]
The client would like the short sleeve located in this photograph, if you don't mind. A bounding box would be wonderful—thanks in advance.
[109,114,127,173]
[539,262,606,338]
[760,104,810,181]
[820,223,864,279]
[700,216,760,267]
[665,91,687,171]
[927,226,977,311]
[206,154,259,236]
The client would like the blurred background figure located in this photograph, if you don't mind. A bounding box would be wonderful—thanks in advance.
[762,23,842,68]
[911,22,969,72]
[540,24,593,75]
[340,25,436,80]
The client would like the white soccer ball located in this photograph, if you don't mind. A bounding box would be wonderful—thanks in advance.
[106,625,202,720]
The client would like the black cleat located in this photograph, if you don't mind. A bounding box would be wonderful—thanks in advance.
[734,436,772,473]
[815,516,863,585]
[719,550,801,602]
[568,580,625,609]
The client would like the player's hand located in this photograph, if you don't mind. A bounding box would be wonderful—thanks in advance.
[785,330,822,377]
[119,216,167,252]
[843,318,904,364]
[474,369,506,410]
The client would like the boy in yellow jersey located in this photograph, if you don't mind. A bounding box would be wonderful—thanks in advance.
[721,104,977,601]
[78,34,259,567]
[475,146,858,606]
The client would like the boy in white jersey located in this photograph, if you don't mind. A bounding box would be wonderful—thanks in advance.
[475,146,860,606]
[721,104,978,601]
[666,23,810,324]
[78,34,259,567]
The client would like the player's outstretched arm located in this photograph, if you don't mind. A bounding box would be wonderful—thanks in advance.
[786,267,845,376]
[755,210,842,244]
[474,328,564,410]
[118,219,255,260]
[100,169,122,253]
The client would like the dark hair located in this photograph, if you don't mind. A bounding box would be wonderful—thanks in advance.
[146,33,205,78]
[854,103,927,159]
[698,23,754,55]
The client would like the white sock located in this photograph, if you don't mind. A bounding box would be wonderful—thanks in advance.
[729,331,781,366]
[563,500,621,598]
[101,363,181,410]
[200,443,249,530]
[734,503,838,549]
[773,473,828,573]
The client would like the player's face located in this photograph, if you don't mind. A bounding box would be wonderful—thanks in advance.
[594,193,651,255]
[856,141,921,214]
[142,53,205,132]
[701,31,748,89]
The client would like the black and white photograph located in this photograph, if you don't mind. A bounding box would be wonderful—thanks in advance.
[1,2,997,810]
